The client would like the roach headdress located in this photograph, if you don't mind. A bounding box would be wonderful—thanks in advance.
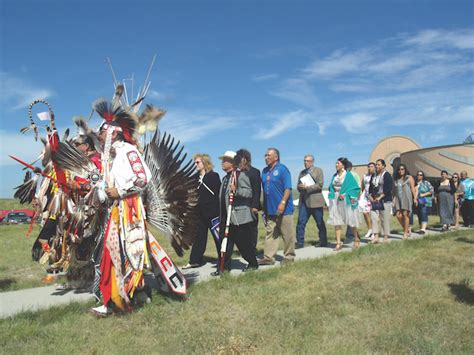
[94,86,138,145]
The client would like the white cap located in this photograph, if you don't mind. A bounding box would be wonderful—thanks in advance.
[218,150,237,160]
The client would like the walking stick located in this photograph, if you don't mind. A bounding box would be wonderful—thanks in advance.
[219,170,237,274]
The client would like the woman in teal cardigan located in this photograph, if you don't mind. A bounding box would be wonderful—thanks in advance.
[328,157,361,251]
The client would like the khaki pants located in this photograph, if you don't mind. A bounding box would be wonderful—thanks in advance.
[370,202,392,236]
[263,214,296,262]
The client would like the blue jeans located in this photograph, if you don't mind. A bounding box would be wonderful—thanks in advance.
[415,205,430,224]
[296,202,327,245]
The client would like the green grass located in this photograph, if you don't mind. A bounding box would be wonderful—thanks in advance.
[0,199,444,293]
[0,229,473,353]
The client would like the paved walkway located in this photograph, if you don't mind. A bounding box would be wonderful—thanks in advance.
[0,227,463,319]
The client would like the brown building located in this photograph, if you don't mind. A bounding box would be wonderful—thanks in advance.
[353,135,474,179]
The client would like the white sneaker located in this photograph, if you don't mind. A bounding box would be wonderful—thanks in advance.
[364,229,373,239]
[91,305,112,316]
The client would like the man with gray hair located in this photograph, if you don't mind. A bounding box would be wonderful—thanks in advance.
[258,148,296,265]
[296,154,327,248]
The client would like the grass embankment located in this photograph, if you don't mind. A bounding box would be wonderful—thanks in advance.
[1,229,473,353]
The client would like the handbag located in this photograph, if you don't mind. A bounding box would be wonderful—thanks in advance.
[417,197,427,206]
[372,200,384,211]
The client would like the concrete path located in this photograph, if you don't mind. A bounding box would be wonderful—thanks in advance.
[0,226,464,319]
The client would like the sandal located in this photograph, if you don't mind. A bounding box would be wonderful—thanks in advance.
[383,237,390,243]
[369,238,380,245]
[352,240,361,250]
[334,242,343,251]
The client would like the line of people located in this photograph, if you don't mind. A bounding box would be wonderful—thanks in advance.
[183,148,474,272]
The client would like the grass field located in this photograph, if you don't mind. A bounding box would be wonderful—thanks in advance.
[0,196,450,292]
[0,229,473,353]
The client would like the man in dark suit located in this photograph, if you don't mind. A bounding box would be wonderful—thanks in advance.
[296,154,327,248]
[212,150,258,276]
[235,149,261,254]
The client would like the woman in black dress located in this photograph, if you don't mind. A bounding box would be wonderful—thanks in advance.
[183,154,221,268]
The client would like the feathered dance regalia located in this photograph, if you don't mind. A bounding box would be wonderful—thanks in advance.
[11,61,199,315]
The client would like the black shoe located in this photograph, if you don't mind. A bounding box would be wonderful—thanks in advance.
[319,243,328,248]
[295,243,304,249]
[242,265,258,272]
[210,270,222,277]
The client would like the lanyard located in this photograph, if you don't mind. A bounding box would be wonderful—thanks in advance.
[265,165,277,195]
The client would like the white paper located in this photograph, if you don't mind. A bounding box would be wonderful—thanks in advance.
[300,173,315,187]
[37,112,51,121]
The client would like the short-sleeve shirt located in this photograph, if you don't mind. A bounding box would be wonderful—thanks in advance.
[461,179,474,201]
[262,162,294,216]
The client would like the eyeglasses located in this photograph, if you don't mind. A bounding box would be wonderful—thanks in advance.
[304,160,312,162]
[417,173,423,176]
[195,161,202,165]
[453,176,459,179]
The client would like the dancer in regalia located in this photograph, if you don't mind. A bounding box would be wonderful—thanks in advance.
[12,77,199,315]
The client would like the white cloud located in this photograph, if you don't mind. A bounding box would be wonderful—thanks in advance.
[160,110,239,143]
[340,113,377,134]
[252,73,279,82]
[272,78,319,109]
[254,110,308,140]
[267,28,473,136]
[367,53,417,74]
[403,29,474,50]
[148,89,175,103]
[0,72,55,111]
[316,121,330,135]
[303,49,372,78]
[0,130,44,166]
[420,128,448,143]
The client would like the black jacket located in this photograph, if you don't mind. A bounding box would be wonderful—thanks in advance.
[197,171,221,219]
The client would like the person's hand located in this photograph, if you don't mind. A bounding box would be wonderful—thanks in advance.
[277,202,285,215]
[297,183,306,191]
[106,187,120,199]
[229,180,236,194]
[251,208,259,214]
[414,198,418,207]
[338,194,345,201]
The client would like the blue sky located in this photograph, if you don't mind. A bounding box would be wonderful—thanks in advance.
[1,0,473,198]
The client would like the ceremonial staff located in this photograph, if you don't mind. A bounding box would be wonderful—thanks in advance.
[9,155,58,183]
[219,170,237,274]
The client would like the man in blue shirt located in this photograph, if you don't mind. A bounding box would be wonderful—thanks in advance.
[258,148,296,265]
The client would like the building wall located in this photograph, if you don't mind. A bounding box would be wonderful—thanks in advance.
[353,136,474,182]
[401,143,474,178]
[369,136,421,175]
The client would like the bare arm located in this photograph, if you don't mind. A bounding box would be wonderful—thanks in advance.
[277,188,292,215]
